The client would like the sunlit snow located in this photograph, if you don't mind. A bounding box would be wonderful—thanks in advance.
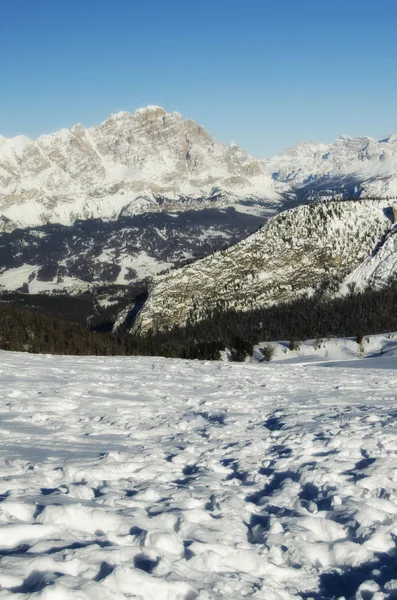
[1,346,397,598]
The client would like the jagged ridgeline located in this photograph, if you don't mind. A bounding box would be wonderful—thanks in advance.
[0,106,277,233]
[132,199,395,334]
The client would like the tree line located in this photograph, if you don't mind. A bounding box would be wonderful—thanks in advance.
[126,278,397,360]
[1,279,397,360]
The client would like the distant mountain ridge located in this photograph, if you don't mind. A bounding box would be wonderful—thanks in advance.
[2,107,397,235]
[3,107,397,296]
[262,134,397,201]
[0,106,278,232]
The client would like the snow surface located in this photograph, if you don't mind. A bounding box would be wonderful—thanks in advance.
[341,226,397,293]
[0,264,92,294]
[1,347,397,598]
[255,332,397,365]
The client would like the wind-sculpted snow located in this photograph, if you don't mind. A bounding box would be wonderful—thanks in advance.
[133,199,393,333]
[1,352,397,598]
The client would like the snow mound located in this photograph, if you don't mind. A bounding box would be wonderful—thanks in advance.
[255,332,397,365]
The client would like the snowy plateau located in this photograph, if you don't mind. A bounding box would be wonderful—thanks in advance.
[2,337,397,599]
[3,106,397,293]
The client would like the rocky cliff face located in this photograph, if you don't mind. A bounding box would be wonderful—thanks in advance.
[0,106,278,231]
[132,199,394,334]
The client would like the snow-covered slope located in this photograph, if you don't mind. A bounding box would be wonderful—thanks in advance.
[0,106,279,231]
[255,331,397,364]
[133,199,394,333]
[2,349,397,598]
[342,224,397,292]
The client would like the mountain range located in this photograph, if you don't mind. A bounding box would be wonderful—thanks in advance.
[2,107,397,231]
[0,105,278,233]
[2,106,397,298]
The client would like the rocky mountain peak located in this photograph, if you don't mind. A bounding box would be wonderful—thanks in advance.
[0,107,276,231]
[134,105,167,118]
[4,108,397,237]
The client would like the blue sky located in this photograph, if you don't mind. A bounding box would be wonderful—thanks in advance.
[1,0,396,156]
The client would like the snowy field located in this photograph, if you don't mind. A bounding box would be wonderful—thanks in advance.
[1,351,397,599]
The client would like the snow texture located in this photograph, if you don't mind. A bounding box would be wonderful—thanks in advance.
[1,343,397,598]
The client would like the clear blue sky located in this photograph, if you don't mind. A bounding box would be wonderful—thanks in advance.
[1,0,396,156]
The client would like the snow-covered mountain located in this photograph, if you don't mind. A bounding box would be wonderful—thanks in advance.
[4,107,397,295]
[0,106,279,232]
[4,107,397,235]
[132,199,396,334]
[263,134,397,201]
